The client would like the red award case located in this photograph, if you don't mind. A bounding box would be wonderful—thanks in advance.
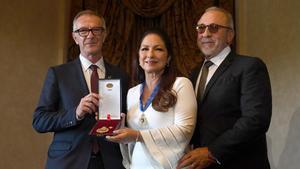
[89,114,122,136]
[89,79,122,136]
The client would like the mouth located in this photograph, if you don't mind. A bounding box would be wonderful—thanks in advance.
[145,60,158,64]
[199,37,214,43]
[84,39,98,45]
[201,39,214,44]
[85,41,97,45]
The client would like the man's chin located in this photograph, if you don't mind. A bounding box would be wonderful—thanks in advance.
[85,48,100,55]
[201,50,214,57]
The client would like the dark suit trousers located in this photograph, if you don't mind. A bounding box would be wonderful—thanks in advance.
[87,152,105,169]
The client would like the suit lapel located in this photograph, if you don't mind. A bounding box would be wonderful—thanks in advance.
[74,58,89,96]
[190,63,203,88]
[103,60,114,79]
[202,52,235,101]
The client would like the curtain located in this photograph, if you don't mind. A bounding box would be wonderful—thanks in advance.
[68,0,234,85]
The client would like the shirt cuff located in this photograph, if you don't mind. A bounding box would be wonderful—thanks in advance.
[208,150,221,165]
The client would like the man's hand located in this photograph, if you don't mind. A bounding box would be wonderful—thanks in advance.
[177,147,215,169]
[76,93,99,120]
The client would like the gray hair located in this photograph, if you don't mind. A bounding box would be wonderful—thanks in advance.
[205,6,234,30]
[72,10,106,31]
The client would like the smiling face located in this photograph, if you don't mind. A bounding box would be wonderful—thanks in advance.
[139,33,169,75]
[72,14,106,61]
[197,10,234,59]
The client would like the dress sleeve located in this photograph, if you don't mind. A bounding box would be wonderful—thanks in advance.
[140,77,197,169]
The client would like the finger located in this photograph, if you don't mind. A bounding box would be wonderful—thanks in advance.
[120,113,126,127]
[191,161,201,169]
[180,153,192,162]
[90,97,99,106]
[195,166,203,169]
[81,106,93,115]
[106,134,123,142]
[84,98,98,112]
[106,135,115,141]
[113,129,124,134]
[83,102,95,113]
[177,156,193,169]
[91,93,99,98]
[95,112,99,120]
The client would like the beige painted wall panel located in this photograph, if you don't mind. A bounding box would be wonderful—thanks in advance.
[236,0,300,168]
[0,0,69,168]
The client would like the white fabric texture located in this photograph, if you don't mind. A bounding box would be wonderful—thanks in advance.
[120,77,197,169]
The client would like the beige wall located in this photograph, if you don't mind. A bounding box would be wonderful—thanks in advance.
[0,0,69,168]
[236,0,300,168]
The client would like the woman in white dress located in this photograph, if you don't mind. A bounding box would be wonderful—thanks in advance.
[106,28,197,169]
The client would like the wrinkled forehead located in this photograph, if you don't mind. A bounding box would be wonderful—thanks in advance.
[74,15,103,29]
[198,10,229,26]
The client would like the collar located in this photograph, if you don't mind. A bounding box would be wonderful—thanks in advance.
[79,54,105,72]
[207,46,231,66]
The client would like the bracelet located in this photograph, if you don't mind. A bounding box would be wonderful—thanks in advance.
[135,131,140,142]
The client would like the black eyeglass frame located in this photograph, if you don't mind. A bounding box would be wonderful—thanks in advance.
[196,23,232,34]
[73,27,106,37]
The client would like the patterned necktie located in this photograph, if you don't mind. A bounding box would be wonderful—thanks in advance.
[90,65,99,94]
[197,61,213,101]
[90,65,100,154]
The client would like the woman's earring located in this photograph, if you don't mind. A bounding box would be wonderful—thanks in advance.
[166,56,171,67]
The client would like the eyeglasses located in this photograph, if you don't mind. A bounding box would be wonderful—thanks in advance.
[74,27,105,37]
[196,24,232,34]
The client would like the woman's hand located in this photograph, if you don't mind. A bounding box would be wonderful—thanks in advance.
[106,128,140,144]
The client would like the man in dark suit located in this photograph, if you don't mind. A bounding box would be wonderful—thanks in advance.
[177,7,272,169]
[33,10,128,169]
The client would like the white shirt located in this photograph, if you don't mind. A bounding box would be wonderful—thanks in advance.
[195,46,231,96]
[120,77,197,169]
[79,54,105,92]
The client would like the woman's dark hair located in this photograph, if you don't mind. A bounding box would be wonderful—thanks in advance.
[136,28,177,112]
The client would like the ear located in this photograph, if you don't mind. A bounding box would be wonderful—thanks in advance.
[167,56,171,63]
[72,33,79,45]
[102,31,107,43]
[226,30,235,45]
[166,56,171,67]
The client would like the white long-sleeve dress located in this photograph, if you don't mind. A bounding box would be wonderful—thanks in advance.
[120,77,197,169]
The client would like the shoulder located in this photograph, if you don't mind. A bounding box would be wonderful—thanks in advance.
[232,53,266,66]
[48,59,80,74]
[104,61,129,82]
[172,77,194,91]
[128,84,142,96]
[104,61,126,74]
[226,53,268,72]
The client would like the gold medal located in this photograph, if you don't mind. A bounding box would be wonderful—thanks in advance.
[139,113,148,127]
[96,126,109,134]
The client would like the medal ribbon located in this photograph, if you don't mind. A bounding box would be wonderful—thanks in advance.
[139,82,160,112]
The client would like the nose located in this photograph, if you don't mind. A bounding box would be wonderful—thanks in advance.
[146,49,154,58]
[201,27,211,37]
[86,30,95,38]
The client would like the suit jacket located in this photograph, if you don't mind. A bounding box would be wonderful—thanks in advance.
[190,52,272,169]
[33,58,128,169]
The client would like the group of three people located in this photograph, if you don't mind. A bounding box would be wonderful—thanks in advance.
[33,6,272,169]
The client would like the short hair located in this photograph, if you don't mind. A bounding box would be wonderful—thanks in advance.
[205,6,234,30]
[72,10,106,31]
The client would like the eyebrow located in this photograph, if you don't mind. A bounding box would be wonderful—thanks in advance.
[140,44,165,48]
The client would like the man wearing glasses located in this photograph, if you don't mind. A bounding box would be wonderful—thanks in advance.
[33,10,128,169]
[177,7,272,169]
